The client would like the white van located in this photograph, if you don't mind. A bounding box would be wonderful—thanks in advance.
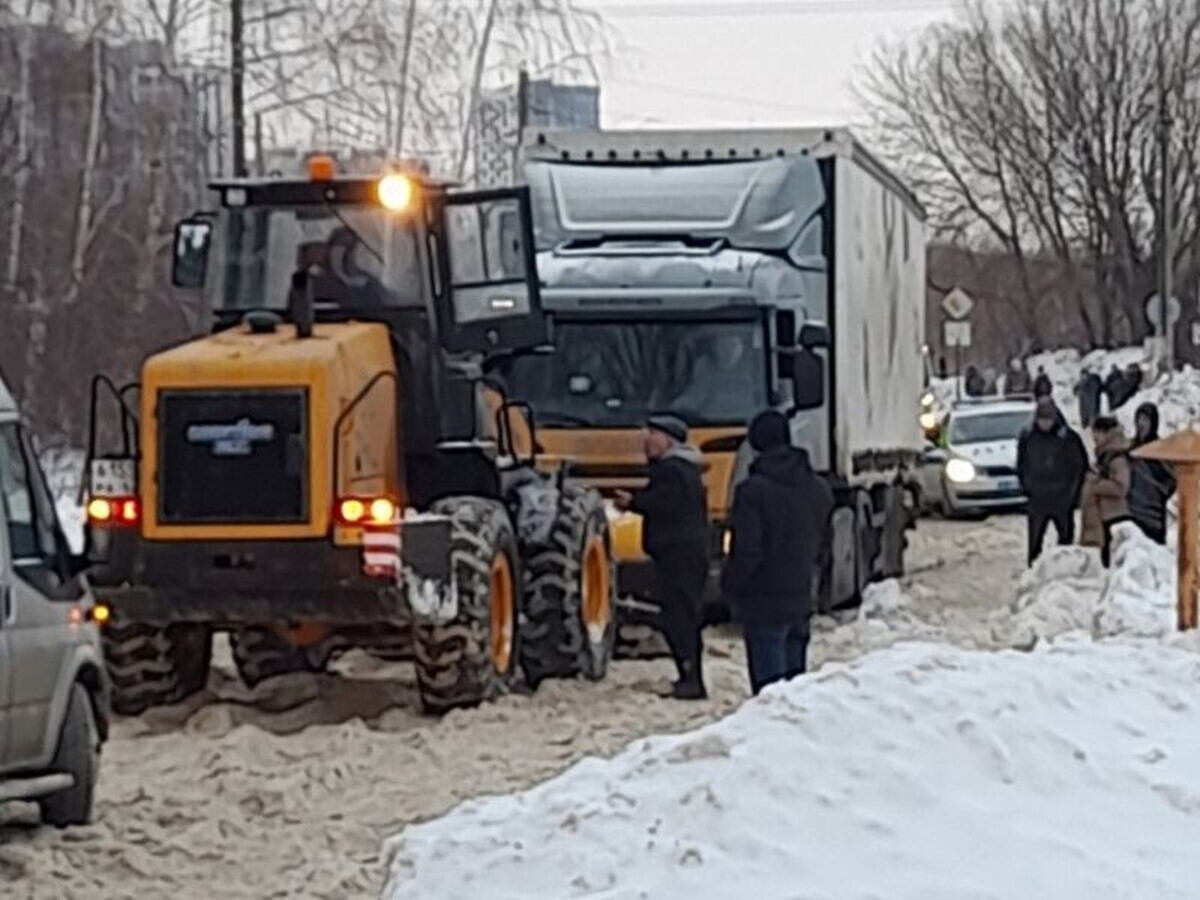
[0,375,109,826]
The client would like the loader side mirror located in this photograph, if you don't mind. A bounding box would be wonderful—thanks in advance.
[172,219,212,289]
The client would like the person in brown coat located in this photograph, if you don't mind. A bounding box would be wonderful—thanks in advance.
[1080,416,1131,567]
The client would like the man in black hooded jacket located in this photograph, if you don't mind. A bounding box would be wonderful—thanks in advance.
[1129,402,1176,544]
[1018,397,1088,564]
[722,411,834,695]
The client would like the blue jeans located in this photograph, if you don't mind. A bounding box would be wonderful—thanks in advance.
[743,623,809,695]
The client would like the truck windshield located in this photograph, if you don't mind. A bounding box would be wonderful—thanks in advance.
[500,319,768,428]
[217,206,424,310]
[950,411,1033,445]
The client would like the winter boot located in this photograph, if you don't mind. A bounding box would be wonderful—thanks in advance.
[671,656,707,701]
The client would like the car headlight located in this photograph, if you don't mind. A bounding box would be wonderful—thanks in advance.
[945,458,977,484]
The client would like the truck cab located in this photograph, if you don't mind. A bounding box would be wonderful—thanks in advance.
[0,376,110,827]
[511,128,926,612]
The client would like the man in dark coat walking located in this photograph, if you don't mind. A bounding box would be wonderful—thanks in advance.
[1075,368,1102,427]
[1128,402,1176,545]
[722,411,834,695]
[1032,366,1053,399]
[615,415,710,699]
[1018,397,1089,565]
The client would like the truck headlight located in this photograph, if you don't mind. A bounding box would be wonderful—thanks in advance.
[945,458,977,484]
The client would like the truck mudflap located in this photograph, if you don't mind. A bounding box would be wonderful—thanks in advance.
[361,513,457,626]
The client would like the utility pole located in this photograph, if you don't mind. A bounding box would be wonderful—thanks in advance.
[231,0,247,176]
[1157,14,1175,373]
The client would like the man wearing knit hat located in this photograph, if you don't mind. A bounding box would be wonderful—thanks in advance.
[1017,396,1088,564]
[722,410,833,694]
[615,415,710,699]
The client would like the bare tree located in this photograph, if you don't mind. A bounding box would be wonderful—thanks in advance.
[862,0,1200,351]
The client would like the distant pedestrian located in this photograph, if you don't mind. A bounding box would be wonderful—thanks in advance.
[722,411,834,695]
[1018,398,1088,565]
[1080,417,1132,567]
[1121,363,1144,406]
[1103,365,1125,413]
[615,415,709,700]
[1128,402,1176,545]
[1005,359,1032,396]
[1075,368,1102,427]
[964,365,986,397]
[1032,366,1053,399]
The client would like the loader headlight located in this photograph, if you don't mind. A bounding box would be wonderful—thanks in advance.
[377,174,414,211]
[945,458,977,484]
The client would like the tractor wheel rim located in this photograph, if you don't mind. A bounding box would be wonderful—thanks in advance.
[490,551,515,675]
[581,535,611,642]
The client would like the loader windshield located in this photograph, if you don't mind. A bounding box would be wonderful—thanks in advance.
[217,206,424,311]
[499,318,768,428]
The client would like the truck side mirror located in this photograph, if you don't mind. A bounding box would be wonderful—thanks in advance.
[799,322,830,349]
[791,349,824,412]
[172,218,212,289]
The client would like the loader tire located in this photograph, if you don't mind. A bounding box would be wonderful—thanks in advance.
[103,620,212,716]
[230,627,327,688]
[520,485,616,686]
[413,498,520,714]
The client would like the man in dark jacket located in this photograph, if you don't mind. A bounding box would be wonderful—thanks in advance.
[1032,366,1053,399]
[1075,368,1102,427]
[1129,402,1176,544]
[1005,359,1032,396]
[1104,365,1126,412]
[615,415,709,699]
[1018,397,1088,565]
[722,411,834,695]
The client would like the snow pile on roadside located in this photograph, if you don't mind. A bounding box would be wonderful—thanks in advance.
[998,524,1174,648]
[1114,366,1200,435]
[382,639,1200,900]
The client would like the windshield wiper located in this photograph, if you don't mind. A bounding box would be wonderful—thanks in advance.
[537,412,597,427]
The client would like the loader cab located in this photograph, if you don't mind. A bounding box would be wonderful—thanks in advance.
[169,162,549,503]
[173,163,547,358]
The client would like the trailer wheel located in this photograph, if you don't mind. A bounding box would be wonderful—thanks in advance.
[413,498,520,714]
[103,620,212,715]
[229,627,328,688]
[520,485,616,686]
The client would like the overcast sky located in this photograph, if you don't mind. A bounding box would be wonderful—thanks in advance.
[582,0,963,129]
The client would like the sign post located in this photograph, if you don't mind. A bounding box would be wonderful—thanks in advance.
[941,288,975,402]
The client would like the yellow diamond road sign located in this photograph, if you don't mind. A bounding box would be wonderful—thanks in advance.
[942,287,975,321]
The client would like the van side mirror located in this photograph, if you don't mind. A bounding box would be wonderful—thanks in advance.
[172,218,212,289]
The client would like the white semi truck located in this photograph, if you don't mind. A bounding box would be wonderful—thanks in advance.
[504,128,927,610]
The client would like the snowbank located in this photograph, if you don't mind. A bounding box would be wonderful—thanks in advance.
[382,639,1200,900]
[998,523,1175,648]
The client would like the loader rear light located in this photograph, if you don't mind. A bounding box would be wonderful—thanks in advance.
[337,496,398,526]
[87,496,140,527]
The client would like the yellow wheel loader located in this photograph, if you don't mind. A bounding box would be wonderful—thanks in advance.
[83,159,616,715]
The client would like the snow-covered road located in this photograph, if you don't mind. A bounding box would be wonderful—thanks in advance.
[1,516,1031,899]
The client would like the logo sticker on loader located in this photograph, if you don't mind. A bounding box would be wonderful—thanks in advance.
[186,418,276,457]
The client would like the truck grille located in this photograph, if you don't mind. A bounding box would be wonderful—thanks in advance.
[158,389,309,524]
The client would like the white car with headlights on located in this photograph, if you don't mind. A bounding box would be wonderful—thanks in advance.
[919,398,1036,517]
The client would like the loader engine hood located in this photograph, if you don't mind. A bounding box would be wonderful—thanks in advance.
[139,321,400,541]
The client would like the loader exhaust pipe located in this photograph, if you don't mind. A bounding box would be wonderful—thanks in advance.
[289,267,316,338]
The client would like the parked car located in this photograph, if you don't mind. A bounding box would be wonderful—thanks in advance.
[919,398,1036,517]
[0,375,109,827]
